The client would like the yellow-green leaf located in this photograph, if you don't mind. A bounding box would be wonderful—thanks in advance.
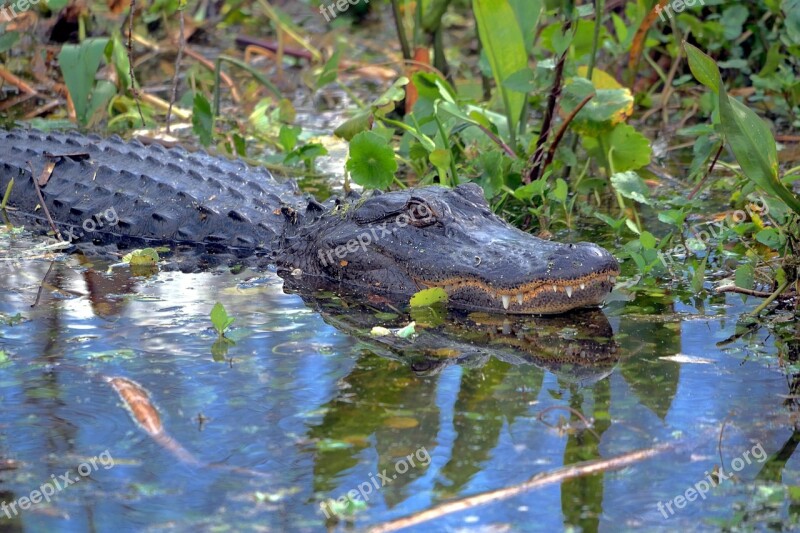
[409,287,448,307]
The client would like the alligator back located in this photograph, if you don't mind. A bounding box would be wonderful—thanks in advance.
[0,129,302,255]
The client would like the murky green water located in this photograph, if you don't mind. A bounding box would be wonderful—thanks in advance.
[0,229,798,532]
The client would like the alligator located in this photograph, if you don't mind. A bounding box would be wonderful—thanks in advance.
[0,128,619,314]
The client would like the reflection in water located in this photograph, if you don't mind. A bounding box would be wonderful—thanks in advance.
[0,247,797,531]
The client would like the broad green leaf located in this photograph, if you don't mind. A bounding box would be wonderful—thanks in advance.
[122,248,159,266]
[502,68,536,93]
[690,257,707,294]
[640,231,657,249]
[602,123,652,172]
[473,0,528,141]
[210,302,234,336]
[334,112,373,140]
[610,171,652,205]
[719,92,800,214]
[785,0,800,43]
[284,143,327,166]
[551,178,568,203]
[429,149,451,180]
[576,66,624,90]
[316,48,341,89]
[508,0,542,52]
[755,228,783,249]
[278,125,301,152]
[684,42,721,94]
[373,77,410,110]
[345,131,397,189]
[192,92,214,147]
[735,263,754,292]
[562,77,633,136]
[58,38,111,126]
[721,5,749,40]
[87,81,116,124]
[0,31,19,53]
[106,36,131,91]
[410,287,448,307]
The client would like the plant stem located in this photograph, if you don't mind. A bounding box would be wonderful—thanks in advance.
[390,0,412,60]
[750,279,790,316]
[587,0,603,79]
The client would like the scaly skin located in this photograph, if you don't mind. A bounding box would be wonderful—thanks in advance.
[0,129,619,314]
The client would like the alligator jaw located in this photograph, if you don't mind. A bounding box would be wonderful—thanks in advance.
[416,270,619,314]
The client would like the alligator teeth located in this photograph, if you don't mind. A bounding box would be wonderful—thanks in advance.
[552,285,558,292]
[579,283,585,290]
[609,276,617,283]
[516,293,524,305]
[565,286,573,298]
[501,295,511,310]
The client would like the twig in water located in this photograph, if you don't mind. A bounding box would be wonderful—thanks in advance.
[715,285,774,298]
[26,161,61,241]
[369,442,672,533]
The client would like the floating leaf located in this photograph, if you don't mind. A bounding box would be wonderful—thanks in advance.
[122,248,159,266]
[409,287,448,307]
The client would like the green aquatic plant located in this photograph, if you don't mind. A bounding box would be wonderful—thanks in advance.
[210,302,235,338]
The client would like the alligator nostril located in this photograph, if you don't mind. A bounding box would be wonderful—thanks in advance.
[474,256,482,266]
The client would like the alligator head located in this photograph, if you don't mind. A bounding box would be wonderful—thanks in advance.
[275,183,619,314]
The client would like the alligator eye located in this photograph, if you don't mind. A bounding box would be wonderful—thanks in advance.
[405,200,436,227]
